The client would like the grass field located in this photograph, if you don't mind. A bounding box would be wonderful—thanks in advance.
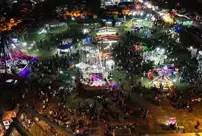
[23,22,84,58]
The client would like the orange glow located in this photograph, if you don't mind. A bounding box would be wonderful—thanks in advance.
[162,14,174,24]
[136,4,141,10]
[64,10,92,17]
[0,18,22,31]
[106,11,118,15]
[122,9,131,15]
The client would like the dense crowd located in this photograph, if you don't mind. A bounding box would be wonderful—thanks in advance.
[5,17,202,136]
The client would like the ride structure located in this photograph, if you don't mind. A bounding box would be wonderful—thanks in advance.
[149,65,178,91]
[0,32,37,80]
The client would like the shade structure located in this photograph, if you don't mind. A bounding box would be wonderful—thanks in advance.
[96,35,120,40]
[57,44,72,50]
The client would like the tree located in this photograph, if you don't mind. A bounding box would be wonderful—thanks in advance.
[86,0,101,13]
[113,43,143,75]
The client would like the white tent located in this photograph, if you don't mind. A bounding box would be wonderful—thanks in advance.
[76,62,90,70]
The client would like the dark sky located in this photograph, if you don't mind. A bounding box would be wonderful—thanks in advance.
[177,0,202,11]
[156,0,202,11]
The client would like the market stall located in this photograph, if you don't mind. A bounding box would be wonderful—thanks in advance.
[96,27,118,36]
[57,44,72,54]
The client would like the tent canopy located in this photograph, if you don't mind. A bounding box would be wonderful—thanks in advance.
[57,44,72,50]
[76,62,90,70]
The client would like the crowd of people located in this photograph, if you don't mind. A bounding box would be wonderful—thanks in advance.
[3,15,202,136]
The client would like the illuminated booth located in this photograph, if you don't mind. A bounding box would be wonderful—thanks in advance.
[57,44,72,54]
[96,35,120,41]
[115,18,122,26]
[106,19,113,26]
[96,27,118,36]
[82,36,93,45]
[96,35,120,44]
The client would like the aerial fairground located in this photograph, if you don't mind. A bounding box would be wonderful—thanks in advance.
[0,0,202,136]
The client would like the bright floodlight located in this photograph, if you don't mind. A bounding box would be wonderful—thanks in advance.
[22,42,27,46]
[163,66,168,70]
[156,47,160,51]
[12,38,18,43]
[72,17,75,20]
[147,4,152,9]
[106,60,114,65]
[190,46,193,49]
[132,12,136,16]
[82,28,89,34]
[140,12,144,16]
[161,49,165,52]
[151,16,156,21]
[38,29,47,34]
[11,44,15,48]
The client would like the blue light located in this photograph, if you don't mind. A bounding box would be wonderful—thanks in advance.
[173,25,184,33]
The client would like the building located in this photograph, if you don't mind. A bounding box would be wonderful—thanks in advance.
[101,0,133,8]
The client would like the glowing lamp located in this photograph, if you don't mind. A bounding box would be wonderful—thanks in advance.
[22,42,27,46]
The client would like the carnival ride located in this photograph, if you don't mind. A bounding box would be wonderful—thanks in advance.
[150,76,173,90]
[0,32,37,80]
[96,35,120,41]
[78,64,109,90]
[96,27,118,36]
[97,26,118,31]
[149,65,178,91]
[125,18,153,28]
[96,35,119,45]
[77,42,115,90]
